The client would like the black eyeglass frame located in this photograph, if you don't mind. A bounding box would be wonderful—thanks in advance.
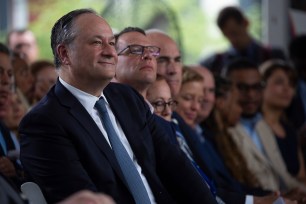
[117,44,161,57]
[151,100,178,112]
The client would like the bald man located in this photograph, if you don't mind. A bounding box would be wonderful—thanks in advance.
[146,30,182,97]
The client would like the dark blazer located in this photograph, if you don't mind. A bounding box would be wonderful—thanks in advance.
[0,121,23,188]
[199,40,285,75]
[19,81,216,204]
[172,112,246,204]
[0,121,16,157]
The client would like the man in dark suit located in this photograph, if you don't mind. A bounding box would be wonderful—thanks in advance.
[19,9,216,204]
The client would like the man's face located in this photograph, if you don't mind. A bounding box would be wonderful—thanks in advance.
[9,31,39,65]
[0,53,13,119]
[147,33,182,97]
[116,32,157,89]
[221,18,248,50]
[193,67,216,122]
[229,69,263,117]
[63,13,117,92]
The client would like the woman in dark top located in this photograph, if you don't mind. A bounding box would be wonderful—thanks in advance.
[260,59,306,181]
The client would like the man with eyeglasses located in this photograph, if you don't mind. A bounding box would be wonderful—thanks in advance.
[19,10,217,203]
[114,27,160,99]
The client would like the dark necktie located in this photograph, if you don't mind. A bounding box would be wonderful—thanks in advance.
[95,97,151,204]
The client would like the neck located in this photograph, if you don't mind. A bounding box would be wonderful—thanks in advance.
[262,103,282,124]
[59,72,109,97]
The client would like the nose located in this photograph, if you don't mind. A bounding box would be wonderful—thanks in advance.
[166,61,177,75]
[191,100,201,111]
[1,72,11,86]
[102,43,118,59]
[162,103,172,115]
[141,48,154,60]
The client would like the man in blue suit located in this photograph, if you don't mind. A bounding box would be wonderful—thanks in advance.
[19,9,216,204]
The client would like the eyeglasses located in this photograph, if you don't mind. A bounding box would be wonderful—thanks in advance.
[117,44,160,57]
[151,100,178,112]
[236,82,265,94]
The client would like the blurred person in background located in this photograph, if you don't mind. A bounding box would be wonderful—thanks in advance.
[12,53,34,109]
[31,60,58,105]
[7,29,39,65]
[199,6,285,75]
[0,42,24,188]
[259,59,306,183]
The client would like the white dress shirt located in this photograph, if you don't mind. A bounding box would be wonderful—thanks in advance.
[59,78,156,203]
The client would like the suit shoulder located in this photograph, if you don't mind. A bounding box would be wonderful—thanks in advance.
[105,82,143,100]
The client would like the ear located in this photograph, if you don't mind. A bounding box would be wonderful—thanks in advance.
[57,44,71,66]
[243,18,249,29]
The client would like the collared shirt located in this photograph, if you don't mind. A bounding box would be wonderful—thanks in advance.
[59,78,155,203]
[240,113,266,154]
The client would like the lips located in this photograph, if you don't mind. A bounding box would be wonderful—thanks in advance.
[140,65,153,71]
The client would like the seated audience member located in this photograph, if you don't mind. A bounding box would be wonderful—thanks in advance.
[286,35,306,130]
[31,60,58,104]
[259,59,306,182]
[3,91,28,151]
[199,6,285,75]
[7,29,39,65]
[19,9,216,204]
[12,54,34,108]
[204,75,260,189]
[147,30,298,203]
[224,58,306,201]
[147,75,177,122]
[114,26,178,145]
[174,68,294,203]
[0,43,24,187]
[146,29,182,97]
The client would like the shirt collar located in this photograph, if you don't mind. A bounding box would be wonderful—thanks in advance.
[59,77,107,113]
[240,112,262,129]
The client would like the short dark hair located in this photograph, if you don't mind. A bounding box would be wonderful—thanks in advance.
[259,59,297,88]
[217,6,246,29]
[214,75,232,98]
[114,27,146,49]
[223,58,258,78]
[0,43,10,56]
[51,8,98,68]
[31,60,55,76]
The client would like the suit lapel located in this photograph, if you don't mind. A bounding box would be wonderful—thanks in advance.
[234,123,268,163]
[54,81,126,181]
[104,86,148,167]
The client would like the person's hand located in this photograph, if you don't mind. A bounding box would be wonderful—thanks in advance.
[283,187,306,204]
[0,156,16,177]
[57,190,116,204]
[254,191,297,204]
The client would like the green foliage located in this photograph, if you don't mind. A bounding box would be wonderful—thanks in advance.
[28,0,261,64]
